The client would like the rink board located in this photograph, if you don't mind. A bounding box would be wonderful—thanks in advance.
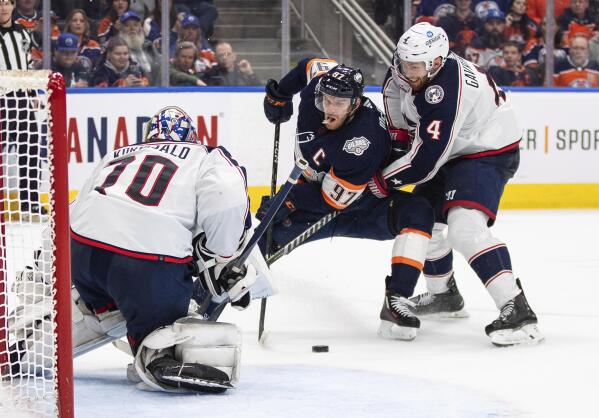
[62,87,599,209]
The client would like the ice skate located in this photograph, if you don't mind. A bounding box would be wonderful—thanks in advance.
[408,275,469,318]
[378,285,420,341]
[485,279,544,347]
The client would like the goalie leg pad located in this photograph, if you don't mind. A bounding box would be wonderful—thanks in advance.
[134,317,241,393]
[72,287,126,355]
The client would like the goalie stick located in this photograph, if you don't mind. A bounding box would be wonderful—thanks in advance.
[205,157,309,321]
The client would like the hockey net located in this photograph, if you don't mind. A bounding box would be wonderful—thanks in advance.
[0,71,72,418]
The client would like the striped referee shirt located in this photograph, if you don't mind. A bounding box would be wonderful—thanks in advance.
[0,23,32,70]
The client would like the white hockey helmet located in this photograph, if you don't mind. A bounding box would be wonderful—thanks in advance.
[393,23,449,80]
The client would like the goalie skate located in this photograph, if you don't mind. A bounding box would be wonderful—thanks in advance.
[378,286,420,341]
[408,276,469,318]
[146,356,233,393]
[485,279,544,347]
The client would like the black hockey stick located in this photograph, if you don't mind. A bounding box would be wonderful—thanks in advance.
[265,210,339,266]
[206,158,308,321]
[259,122,281,341]
[253,210,339,344]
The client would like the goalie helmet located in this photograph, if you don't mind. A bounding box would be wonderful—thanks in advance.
[393,23,449,82]
[144,106,198,143]
[315,64,364,113]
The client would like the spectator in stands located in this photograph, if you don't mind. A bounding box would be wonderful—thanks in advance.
[472,0,506,20]
[145,0,177,44]
[53,0,105,20]
[120,10,159,84]
[466,9,507,67]
[29,10,60,67]
[51,33,90,87]
[554,33,599,86]
[173,0,218,37]
[526,0,569,24]
[504,0,539,45]
[169,41,207,86]
[557,0,596,33]
[92,36,149,87]
[557,0,597,48]
[489,41,540,85]
[523,17,567,82]
[438,0,480,57]
[64,9,102,69]
[98,0,130,47]
[175,13,215,71]
[12,0,38,31]
[129,0,154,17]
[203,42,260,86]
[414,0,455,24]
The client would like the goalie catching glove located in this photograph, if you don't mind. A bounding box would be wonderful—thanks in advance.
[192,233,257,310]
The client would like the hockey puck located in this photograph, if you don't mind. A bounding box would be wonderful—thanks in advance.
[312,345,329,353]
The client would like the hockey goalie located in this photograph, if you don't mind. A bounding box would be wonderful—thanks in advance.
[6,106,275,393]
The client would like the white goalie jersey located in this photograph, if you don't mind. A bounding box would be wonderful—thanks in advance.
[381,52,522,186]
[70,142,250,262]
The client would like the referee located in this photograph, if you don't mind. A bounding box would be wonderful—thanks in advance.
[0,0,45,217]
[0,0,31,71]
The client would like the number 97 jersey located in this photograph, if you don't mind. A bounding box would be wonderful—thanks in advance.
[70,142,250,262]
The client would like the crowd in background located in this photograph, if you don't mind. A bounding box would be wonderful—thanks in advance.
[377,0,599,86]
[8,0,260,87]
[5,0,599,87]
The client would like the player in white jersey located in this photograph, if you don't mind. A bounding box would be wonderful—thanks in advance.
[369,22,543,346]
[69,106,256,392]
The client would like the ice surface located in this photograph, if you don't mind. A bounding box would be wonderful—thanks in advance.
[73,210,599,417]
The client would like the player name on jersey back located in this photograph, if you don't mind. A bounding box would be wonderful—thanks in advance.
[70,142,249,262]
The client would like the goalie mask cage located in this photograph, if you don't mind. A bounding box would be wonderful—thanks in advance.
[0,71,72,418]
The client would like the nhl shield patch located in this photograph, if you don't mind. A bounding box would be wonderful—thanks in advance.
[425,85,444,104]
[343,137,370,156]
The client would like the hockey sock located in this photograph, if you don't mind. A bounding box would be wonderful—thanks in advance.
[388,228,431,297]
[423,223,454,294]
[447,207,520,308]
[423,251,454,294]
[469,244,520,309]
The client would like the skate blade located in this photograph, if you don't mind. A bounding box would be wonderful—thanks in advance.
[489,324,545,347]
[377,320,418,341]
[418,308,470,319]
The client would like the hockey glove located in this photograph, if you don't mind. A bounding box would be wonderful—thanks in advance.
[263,79,293,124]
[192,234,256,310]
[256,195,296,224]
[367,171,390,198]
[389,128,412,160]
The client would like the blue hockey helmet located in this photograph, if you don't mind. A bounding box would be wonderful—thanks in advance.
[144,106,198,143]
[315,64,364,112]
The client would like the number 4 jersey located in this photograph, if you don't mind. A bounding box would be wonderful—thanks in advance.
[70,143,250,262]
[381,52,522,188]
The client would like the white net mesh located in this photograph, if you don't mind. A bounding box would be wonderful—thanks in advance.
[0,71,58,417]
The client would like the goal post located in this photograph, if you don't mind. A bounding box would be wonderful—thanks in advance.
[0,71,73,418]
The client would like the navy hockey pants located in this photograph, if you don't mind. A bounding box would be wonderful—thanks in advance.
[414,148,520,226]
[71,239,194,353]
[260,190,433,253]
